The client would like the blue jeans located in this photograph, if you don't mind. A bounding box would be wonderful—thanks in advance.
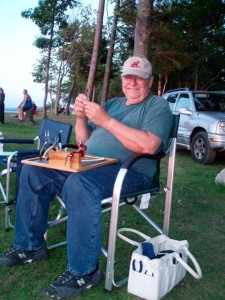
[14,163,150,275]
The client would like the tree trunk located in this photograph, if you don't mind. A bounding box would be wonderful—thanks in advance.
[162,72,168,95]
[43,16,55,118]
[194,69,199,90]
[66,78,76,115]
[101,0,120,104]
[133,0,152,57]
[55,76,63,115]
[85,0,105,101]
[158,72,162,96]
[54,45,69,114]
[54,57,65,115]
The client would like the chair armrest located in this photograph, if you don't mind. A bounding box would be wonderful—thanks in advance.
[0,138,35,144]
[121,151,166,170]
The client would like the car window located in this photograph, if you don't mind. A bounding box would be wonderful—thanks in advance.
[166,93,178,110]
[193,93,225,111]
[174,93,191,112]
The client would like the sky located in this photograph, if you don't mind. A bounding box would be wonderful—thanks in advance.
[0,0,112,108]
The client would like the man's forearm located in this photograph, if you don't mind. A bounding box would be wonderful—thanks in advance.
[75,117,91,144]
[104,117,161,154]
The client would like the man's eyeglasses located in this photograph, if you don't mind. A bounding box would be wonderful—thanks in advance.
[122,75,148,83]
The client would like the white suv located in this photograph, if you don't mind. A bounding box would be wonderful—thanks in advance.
[163,89,225,164]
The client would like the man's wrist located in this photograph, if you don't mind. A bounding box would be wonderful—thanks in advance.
[76,116,88,122]
[104,116,114,130]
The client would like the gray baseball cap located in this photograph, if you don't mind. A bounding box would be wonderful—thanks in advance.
[121,56,152,79]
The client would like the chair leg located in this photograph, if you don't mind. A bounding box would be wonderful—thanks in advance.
[163,140,176,235]
[104,169,128,291]
[46,195,67,250]
[0,181,6,204]
[5,154,16,230]
[5,205,14,230]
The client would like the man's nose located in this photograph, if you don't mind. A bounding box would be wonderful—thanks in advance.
[130,76,137,83]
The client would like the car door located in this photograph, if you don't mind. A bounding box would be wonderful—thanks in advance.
[174,93,192,147]
[166,93,178,111]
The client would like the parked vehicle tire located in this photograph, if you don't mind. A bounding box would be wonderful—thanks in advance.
[191,132,216,164]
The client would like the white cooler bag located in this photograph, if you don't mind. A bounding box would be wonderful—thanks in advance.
[117,228,202,300]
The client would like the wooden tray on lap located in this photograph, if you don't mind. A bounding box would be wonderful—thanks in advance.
[21,152,118,173]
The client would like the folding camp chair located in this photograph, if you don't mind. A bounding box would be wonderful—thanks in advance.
[45,113,180,291]
[0,118,73,230]
[1,112,179,293]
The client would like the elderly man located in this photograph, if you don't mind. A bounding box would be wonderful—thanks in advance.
[0,56,172,299]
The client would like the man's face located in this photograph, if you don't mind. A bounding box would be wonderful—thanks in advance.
[122,75,153,104]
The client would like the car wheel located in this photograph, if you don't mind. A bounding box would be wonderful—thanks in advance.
[191,132,216,164]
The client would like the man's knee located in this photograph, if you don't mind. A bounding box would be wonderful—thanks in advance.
[62,173,79,193]
[20,165,44,187]
[20,164,35,179]
[62,173,87,205]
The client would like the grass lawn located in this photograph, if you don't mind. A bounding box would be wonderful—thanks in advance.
[0,113,224,299]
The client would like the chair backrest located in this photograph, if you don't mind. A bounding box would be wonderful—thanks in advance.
[169,113,180,139]
[38,118,73,148]
[165,113,180,153]
[146,113,180,189]
[12,119,73,200]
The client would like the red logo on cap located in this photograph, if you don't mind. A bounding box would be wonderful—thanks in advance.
[130,60,140,68]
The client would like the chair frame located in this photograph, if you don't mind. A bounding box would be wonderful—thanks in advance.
[1,119,73,230]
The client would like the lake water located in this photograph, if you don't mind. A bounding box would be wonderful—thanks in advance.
[5,107,41,114]
[5,108,18,114]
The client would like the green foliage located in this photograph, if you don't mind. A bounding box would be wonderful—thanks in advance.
[114,0,138,58]
[22,0,79,51]
[23,0,225,110]
[21,0,80,116]
[152,0,225,89]
[32,56,47,83]
[21,0,79,35]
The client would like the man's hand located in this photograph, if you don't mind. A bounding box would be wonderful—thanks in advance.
[84,101,110,127]
[74,94,89,118]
